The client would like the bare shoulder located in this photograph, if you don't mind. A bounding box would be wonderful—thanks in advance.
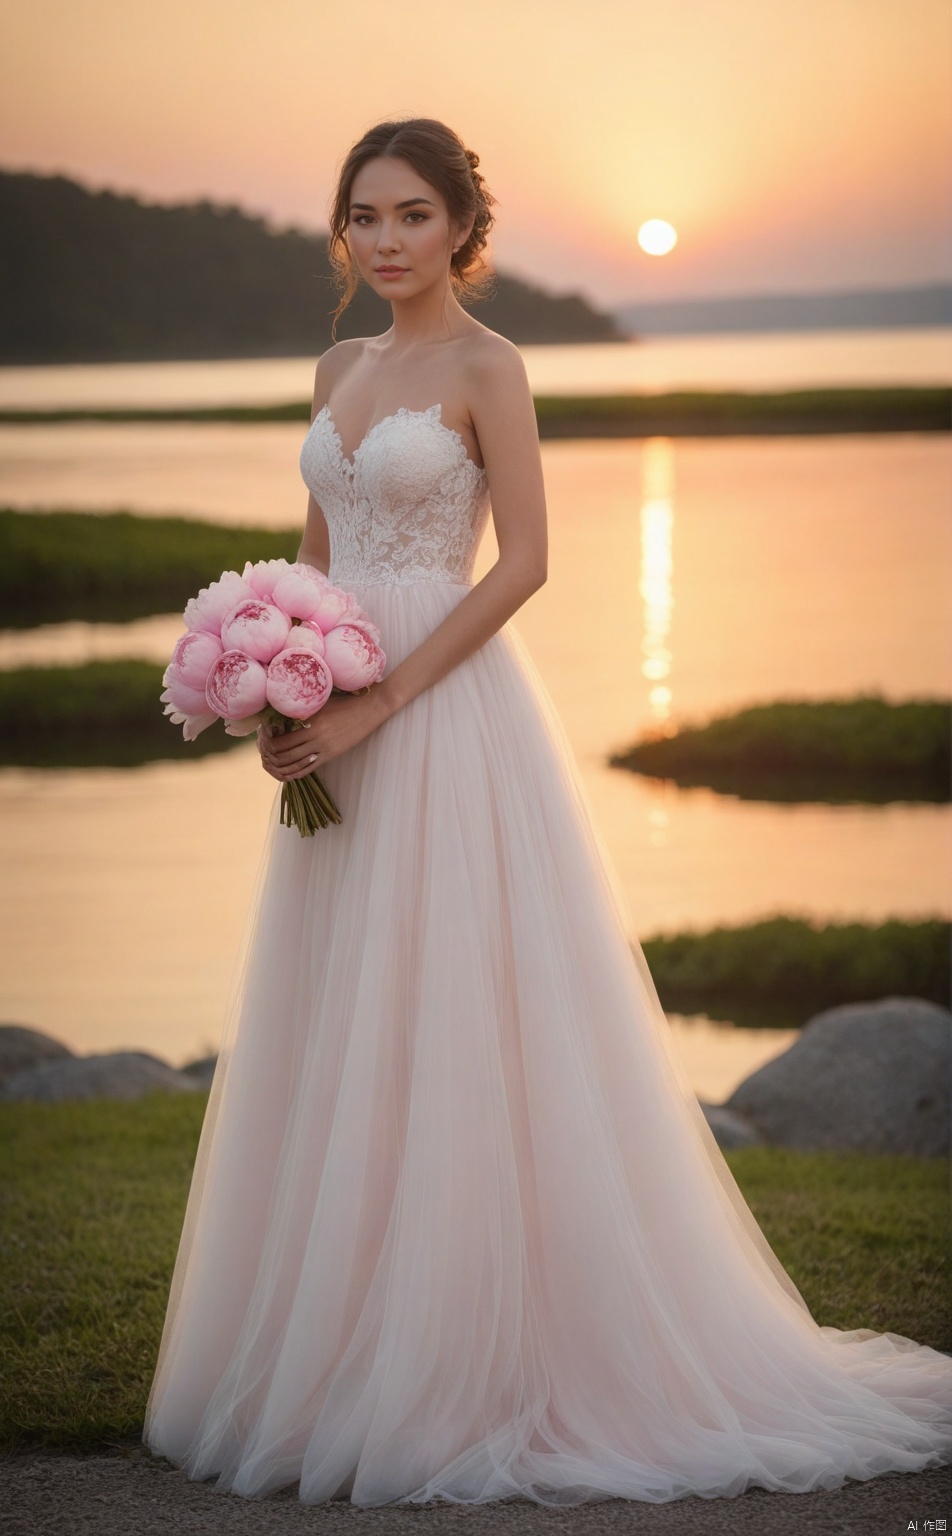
[311,338,369,412]
[458,327,536,449]
[461,326,530,396]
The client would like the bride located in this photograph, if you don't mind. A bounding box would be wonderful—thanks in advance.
[143,115,952,1507]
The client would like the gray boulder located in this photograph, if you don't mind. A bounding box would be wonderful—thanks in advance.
[724,997,952,1156]
[1,1050,203,1103]
[0,1024,73,1083]
[698,1101,763,1149]
[181,1054,219,1088]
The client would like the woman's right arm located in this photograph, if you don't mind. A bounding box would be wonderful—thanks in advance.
[295,354,337,575]
[256,351,337,777]
[297,490,330,576]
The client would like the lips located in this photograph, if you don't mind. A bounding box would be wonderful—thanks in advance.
[376,267,408,274]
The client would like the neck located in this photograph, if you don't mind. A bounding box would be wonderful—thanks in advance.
[385,282,472,348]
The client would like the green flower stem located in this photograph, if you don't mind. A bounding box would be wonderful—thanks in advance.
[280,769,342,836]
[275,716,343,836]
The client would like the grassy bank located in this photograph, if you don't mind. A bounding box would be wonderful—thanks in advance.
[0,1095,948,1452]
[640,915,951,1025]
[610,695,952,803]
[4,655,951,806]
[534,387,952,437]
[1,385,949,434]
[0,660,241,767]
[0,509,299,627]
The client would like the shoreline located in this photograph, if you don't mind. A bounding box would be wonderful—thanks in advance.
[1,385,949,434]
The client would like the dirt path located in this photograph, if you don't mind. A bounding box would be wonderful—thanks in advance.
[5,1445,950,1536]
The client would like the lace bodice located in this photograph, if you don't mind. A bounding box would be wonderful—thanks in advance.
[299,403,491,586]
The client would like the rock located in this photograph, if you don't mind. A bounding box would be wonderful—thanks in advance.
[181,1054,218,1088]
[698,1101,764,1149]
[0,1050,203,1103]
[0,1024,74,1083]
[724,997,952,1157]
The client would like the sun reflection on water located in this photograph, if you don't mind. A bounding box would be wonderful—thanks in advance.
[639,437,676,733]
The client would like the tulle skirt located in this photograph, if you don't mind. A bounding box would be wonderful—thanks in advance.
[143,579,952,1506]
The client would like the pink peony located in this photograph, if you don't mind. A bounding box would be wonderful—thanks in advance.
[205,649,269,719]
[286,619,326,655]
[322,623,387,690]
[271,565,331,621]
[165,629,223,691]
[161,673,210,716]
[340,614,382,647]
[308,584,356,635]
[242,558,292,602]
[160,674,218,741]
[222,711,270,738]
[183,570,253,635]
[220,599,292,664]
[339,590,366,621]
[266,648,333,719]
[289,559,331,584]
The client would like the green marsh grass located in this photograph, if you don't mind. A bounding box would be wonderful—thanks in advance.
[0,660,242,767]
[0,508,298,627]
[610,695,952,803]
[0,1096,948,1451]
[1,385,948,433]
[532,386,952,436]
[640,915,951,1024]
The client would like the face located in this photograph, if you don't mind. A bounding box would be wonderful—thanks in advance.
[346,155,467,300]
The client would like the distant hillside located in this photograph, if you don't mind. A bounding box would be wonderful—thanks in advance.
[614,284,952,336]
[0,171,625,362]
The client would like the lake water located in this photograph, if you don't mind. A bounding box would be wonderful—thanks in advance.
[1,337,949,1097]
[1,328,950,409]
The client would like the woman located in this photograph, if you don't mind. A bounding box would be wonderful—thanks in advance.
[143,116,952,1507]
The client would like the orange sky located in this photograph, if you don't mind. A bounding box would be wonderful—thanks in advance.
[1,0,949,307]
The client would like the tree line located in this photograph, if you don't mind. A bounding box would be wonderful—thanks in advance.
[0,171,626,362]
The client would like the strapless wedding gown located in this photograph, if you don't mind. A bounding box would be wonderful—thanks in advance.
[143,402,952,1506]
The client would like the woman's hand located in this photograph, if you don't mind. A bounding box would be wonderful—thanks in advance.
[256,687,392,782]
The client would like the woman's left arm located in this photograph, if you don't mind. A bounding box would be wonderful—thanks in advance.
[265,341,547,779]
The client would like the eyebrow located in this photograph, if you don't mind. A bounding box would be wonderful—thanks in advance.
[349,198,436,212]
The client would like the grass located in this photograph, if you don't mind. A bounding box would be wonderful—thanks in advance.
[640,915,951,1025]
[0,508,299,627]
[0,1095,204,1452]
[721,1146,951,1345]
[1,385,949,433]
[0,1096,948,1453]
[0,660,242,767]
[0,402,314,425]
[532,386,952,436]
[610,694,952,803]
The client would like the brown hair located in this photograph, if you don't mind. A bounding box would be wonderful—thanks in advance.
[326,117,497,340]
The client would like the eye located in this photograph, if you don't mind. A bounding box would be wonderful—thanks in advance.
[405,210,428,222]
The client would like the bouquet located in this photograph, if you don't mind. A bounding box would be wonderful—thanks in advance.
[161,559,386,835]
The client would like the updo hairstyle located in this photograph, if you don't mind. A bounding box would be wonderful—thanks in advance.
[326,117,497,339]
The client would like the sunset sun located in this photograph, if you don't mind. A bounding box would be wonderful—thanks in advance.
[637,219,678,256]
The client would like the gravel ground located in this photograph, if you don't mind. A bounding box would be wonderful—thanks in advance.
[4,1446,950,1536]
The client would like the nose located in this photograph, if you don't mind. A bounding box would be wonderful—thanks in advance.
[376,221,401,254]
